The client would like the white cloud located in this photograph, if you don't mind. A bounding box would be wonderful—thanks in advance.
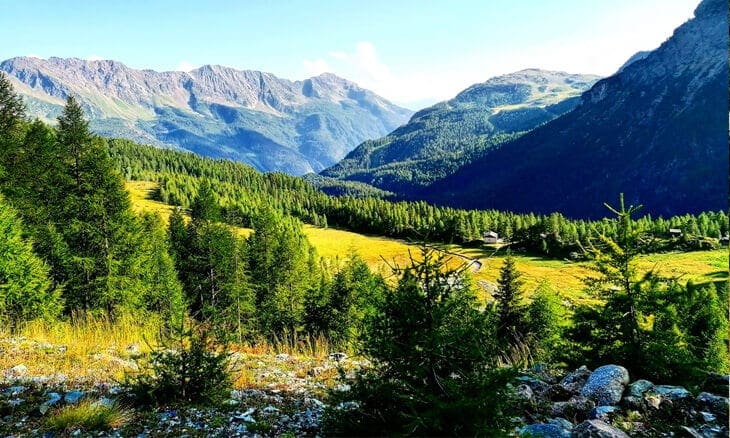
[302,58,330,76]
[176,60,199,72]
[305,41,470,109]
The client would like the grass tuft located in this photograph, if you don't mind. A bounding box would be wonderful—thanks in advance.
[44,400,132,432]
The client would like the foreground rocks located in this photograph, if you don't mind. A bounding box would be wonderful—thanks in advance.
[516,365,729,437]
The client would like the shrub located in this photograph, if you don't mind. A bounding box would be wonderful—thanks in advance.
[324,247,516,436]
[125,324,231,406]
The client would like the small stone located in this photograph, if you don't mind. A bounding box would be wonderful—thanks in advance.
[519,423,570,437]
[701,411,717,423]
[64,390,85,404]
[6,364,28,378]
[516,384,535,402]
[572,419,630,438]
[275,353,290,361]
[8,398,24,407]
[329,352,347,362]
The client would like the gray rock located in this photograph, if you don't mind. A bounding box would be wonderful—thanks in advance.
[696,424,728,438]
[516,384,535,402]
[647,385,692,401]
[328,352,347,362]
[571,419,630,438]
[5,364,28,378]
[588,406,618,422]
[561,366,592,393]
[696,392,728,423]
[580,365,629,406]
[520,423,571,437]
[626,379,653,398]
[551,396,596,421]
[63,390,84,404]
[44,392,62,406]
[518,375,551,396]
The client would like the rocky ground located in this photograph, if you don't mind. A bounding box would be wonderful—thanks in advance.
[515,364,729,437]
[1,337,728,437]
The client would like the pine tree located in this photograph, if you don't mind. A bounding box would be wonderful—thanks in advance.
[494,252,527,344]
[0,195,61,326]
[0,72,25,137]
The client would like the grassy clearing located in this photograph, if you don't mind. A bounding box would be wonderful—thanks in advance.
[125,180,727,305]
[44,400,132,432]
[0,313,161,383]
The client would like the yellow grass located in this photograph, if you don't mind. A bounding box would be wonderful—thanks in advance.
[0,313,161,383]
[125,180,727,306]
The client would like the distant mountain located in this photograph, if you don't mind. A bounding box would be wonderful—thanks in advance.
[320,69,600,193]
[1,57,412,174]
[423,0,727,218]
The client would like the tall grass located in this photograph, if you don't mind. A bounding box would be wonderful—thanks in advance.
[44,400,132,432]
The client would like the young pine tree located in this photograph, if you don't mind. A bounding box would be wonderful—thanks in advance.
[494,252,528,346]
[325,247,515,436]
[0,195,61,327]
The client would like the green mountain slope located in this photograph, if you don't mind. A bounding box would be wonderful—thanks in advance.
[320,69,600,192]
[423,0,727,219]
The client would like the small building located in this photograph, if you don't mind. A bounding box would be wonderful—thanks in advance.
[483,231,499,244]
[669,228,682,237]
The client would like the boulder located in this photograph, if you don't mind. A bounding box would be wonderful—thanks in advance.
[516,384,535,403]
[580,365,629,406]
[561,366,592,393]
[517,375,551,396]
[571,419,630,438]
[548,384,576,401]
[551,396,596,421]
[520,423,571,438]
[63,390,84,404]
[626,379,653,398]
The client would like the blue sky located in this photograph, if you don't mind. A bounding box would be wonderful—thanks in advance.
[1,0,699,108]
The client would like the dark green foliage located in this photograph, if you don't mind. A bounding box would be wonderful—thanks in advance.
[524,283,563,363]
[168,214,255,341]
[325,248,516,436]
[125,326,231,406]
[0,72,25,139]
[245,206,322,337]
[0,195,61,326]
[495,253,527,345]
[304,253,386,347]
[566,195,729,385]
[108,139,727,257]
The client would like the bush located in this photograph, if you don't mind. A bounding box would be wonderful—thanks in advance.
[125,324,231,406]
[324,247,516,436]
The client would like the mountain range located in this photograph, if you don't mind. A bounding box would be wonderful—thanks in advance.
[420,0,727,218]
[321,69,600,193]
[1,57,412,174]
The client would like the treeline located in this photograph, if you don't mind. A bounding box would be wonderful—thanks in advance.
[108,138,728,256]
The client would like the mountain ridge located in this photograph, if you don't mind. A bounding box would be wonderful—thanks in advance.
[321,68,600,192]
[1,56,412,174]
[421,0,727,218]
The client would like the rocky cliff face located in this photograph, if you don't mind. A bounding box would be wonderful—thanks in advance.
[1,57,412,174]
[321,69,599,193]
[424,0,728,218]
